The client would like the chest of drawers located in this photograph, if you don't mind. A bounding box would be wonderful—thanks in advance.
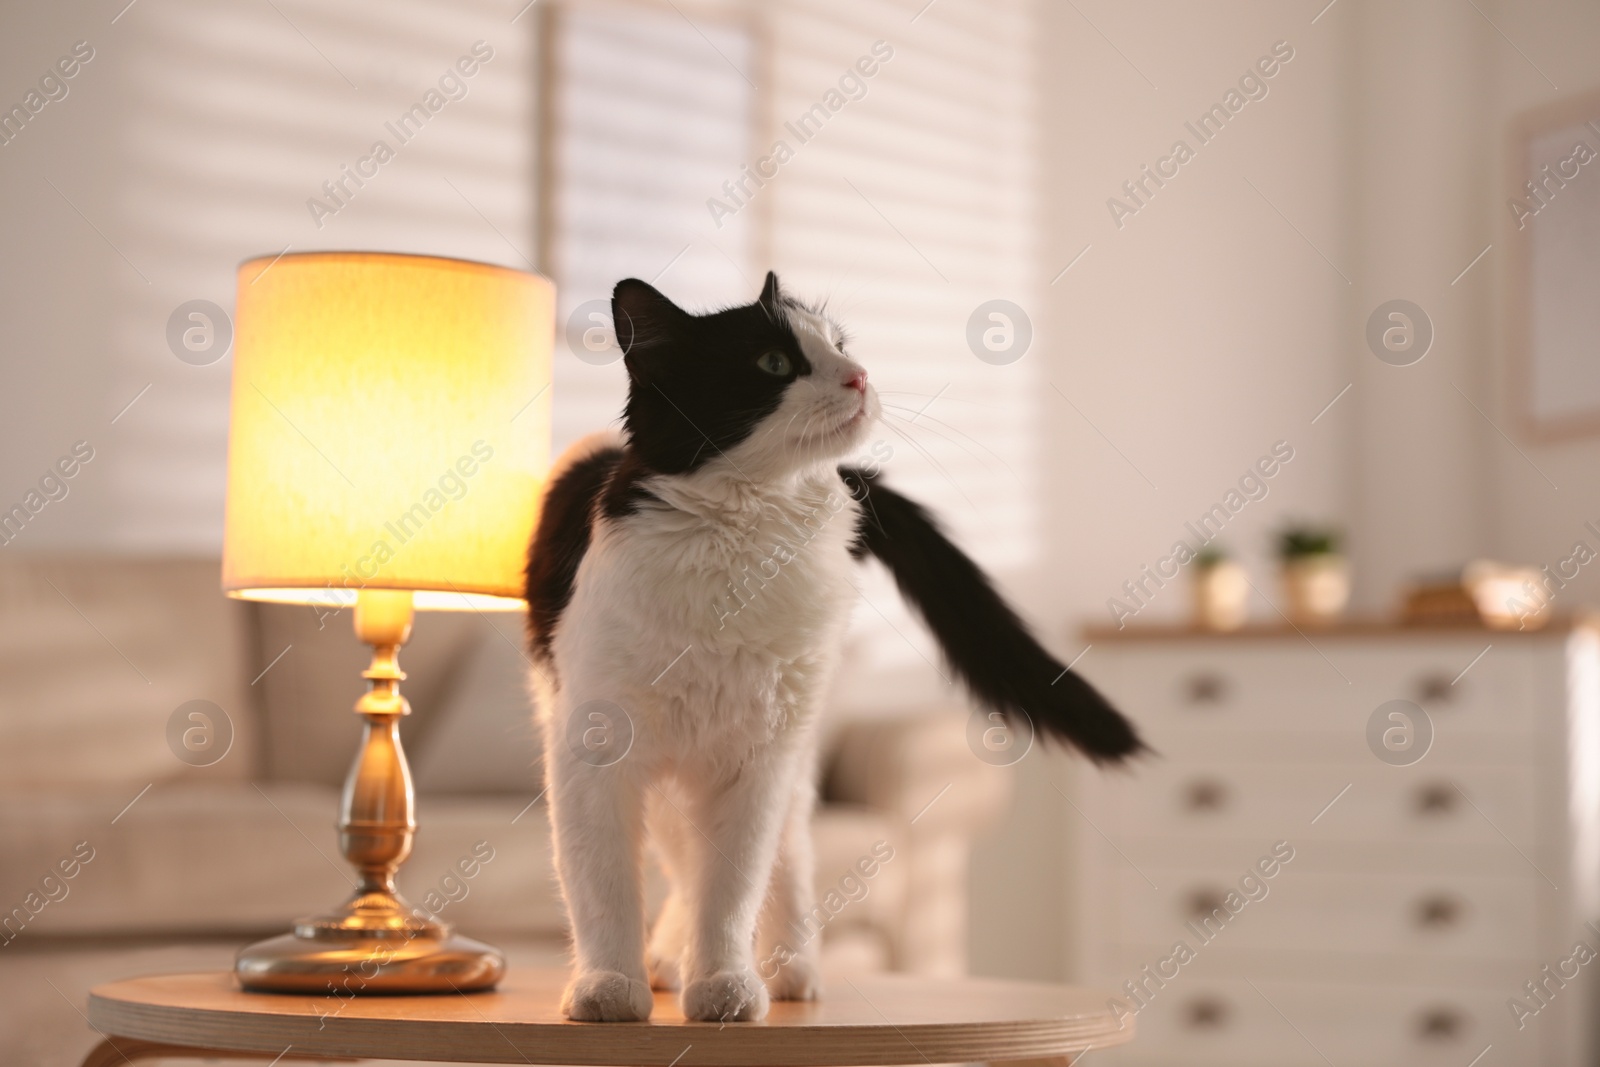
[1071,622,1600,1067]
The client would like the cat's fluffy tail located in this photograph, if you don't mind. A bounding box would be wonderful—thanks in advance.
[839,466,1147,763]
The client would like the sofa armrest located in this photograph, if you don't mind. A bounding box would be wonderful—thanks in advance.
[821,710,1012,975]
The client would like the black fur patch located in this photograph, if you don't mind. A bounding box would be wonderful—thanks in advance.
[600,449,660,519]
[840,465,1146,763]
[525,445,624,660]
[613,275,813,475]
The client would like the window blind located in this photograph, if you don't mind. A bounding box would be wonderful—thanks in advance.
[101,0,533,550]
[763,0,1040,701]
[541,0,758,448]
[544,0,1039,706]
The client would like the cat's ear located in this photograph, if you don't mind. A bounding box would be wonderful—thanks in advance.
[758,271,782,311]
[612,278,688,355]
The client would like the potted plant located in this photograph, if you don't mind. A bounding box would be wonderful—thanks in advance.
[1276,524,1350,625]
[1191,544,1250,631]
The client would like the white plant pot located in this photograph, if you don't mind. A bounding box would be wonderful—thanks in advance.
[1280,555,1350,626]
[1192,561,1250,631]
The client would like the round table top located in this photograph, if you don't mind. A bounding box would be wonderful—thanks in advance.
[88,969,1133,1065]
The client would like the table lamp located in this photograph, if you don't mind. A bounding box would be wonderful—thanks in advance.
[222,251,553,993]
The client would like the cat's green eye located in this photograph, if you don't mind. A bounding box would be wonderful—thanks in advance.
[755,350,792,376]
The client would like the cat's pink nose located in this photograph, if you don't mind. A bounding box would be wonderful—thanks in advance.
[845,370,868,394]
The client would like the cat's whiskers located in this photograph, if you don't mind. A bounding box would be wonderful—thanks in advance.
[879,406,1019,484]
[879,418,974,508]
[795,409,822,451]
[876,390,982,407]
[779,407,806,452]
[793,398,864,449]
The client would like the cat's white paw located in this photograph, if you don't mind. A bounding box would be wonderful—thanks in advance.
[646,947,682,991]
[764,954,821,1001]
[682,969,770,1022]
[561,970,653,1022]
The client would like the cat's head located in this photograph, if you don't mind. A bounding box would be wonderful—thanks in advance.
[612,272,878,480]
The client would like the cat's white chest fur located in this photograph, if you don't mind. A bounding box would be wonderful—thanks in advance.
[549,466,859,764]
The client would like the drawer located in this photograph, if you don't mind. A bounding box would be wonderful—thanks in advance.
[1099,762,1538,847]
[1096,641,1539,735]
[1110,869,1540,958]
[1096,645,1366,726]
[1093,973,1521,1067]
[1116,725,1541,768]
[1349,641,1538,734]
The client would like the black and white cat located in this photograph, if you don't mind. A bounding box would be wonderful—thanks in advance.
[525,273,1142,1024]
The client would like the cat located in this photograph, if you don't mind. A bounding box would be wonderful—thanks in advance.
[524,272,1143,1024]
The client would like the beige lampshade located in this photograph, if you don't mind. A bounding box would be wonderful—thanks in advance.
[222,252,553,611]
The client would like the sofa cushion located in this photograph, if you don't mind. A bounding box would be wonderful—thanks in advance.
[410,625,542,796]
[0,782,348,937]
[0,782,571,939]
[398,793,571,937]
[0,556,259,791]
[406,799,904,945]
[806,806,907,940]
[250,602,492,786]
[0,776,900,945]
[0,776,581,940]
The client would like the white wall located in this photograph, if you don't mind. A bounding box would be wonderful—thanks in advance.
[973,0,1354,981]
[1346,0,1494,609]
[969,0,1600,985]
[1480,0,1600,599]
[0,1,125,548]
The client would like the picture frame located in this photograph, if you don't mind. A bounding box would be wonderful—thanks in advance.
[1507,88,1600,441]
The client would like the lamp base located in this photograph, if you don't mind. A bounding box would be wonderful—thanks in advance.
[235,929,505,995]
[234,591,505,996]
[235,890,505,994]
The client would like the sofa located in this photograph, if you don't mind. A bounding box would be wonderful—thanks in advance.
[0,556,1010,1065]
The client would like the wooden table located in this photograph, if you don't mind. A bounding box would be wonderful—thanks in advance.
[82,969,1132,1066]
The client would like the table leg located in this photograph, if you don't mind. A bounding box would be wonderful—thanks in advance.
[79,1037,358,1066]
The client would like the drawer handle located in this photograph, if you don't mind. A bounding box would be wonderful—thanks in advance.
[1185,888,1229,921]
[1414,782,1461,816]
[1184,672,1230,705]
[1415,673,1457,704]
[1414,894,1465,929]
[1182,778,1230,813]
[1183,996,1231,1030]
[1417,1006,1467,1041]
